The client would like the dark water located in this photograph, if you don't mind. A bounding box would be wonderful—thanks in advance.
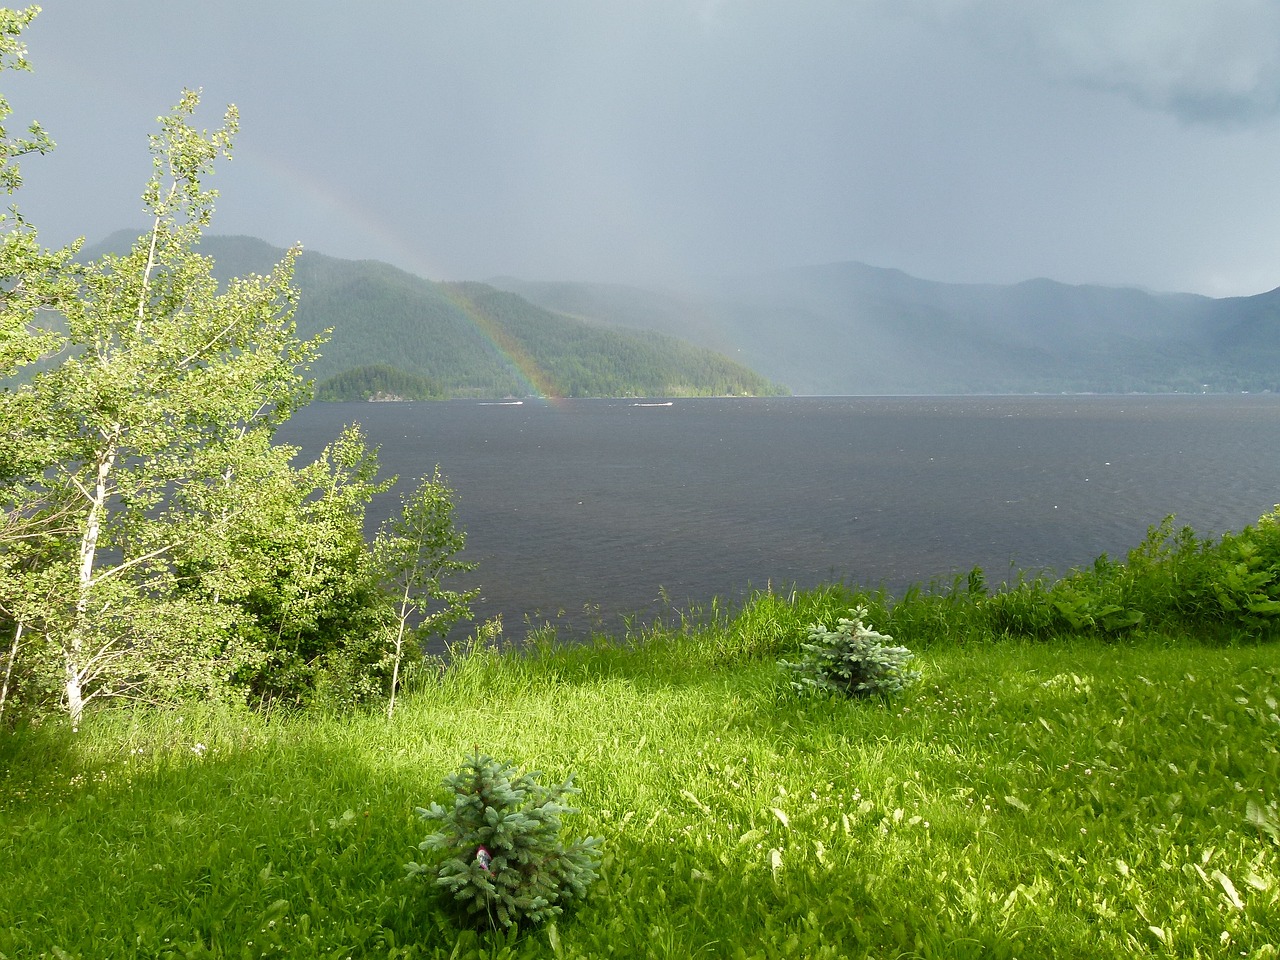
[275,395,1280,640]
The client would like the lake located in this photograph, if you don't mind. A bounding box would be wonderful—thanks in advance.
[275,395,1280,642]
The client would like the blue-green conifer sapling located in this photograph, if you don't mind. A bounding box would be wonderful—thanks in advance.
[780,606,921,698]
[408,751,602,929]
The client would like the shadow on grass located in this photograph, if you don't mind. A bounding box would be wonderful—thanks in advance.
[0,724,476,956]
[0,717,88,815]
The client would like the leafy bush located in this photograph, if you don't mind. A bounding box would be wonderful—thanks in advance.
[780,606,921,698]
[977,509,1280,644]
[407,751,602,929]
[1203,507,1280,625]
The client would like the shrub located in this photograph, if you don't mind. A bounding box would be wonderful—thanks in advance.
[407,751,602,929]
[1204,508,1280,627]
[1048,512,1280,640]
[780,606,921,699]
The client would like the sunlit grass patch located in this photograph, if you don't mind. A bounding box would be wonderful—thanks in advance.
[2,614,1279,957]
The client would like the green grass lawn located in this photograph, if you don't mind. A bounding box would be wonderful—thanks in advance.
[2,591,1279,958]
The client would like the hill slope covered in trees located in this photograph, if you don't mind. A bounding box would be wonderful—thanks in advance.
[87,233,787,399]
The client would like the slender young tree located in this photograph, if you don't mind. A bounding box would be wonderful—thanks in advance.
[0,86,319,725]
[2,11,478,723]
[375,469,477,718]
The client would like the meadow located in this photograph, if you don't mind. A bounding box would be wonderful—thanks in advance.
[2,583,1279,959]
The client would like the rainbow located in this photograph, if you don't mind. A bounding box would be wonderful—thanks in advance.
[438,283,566,404]
[32,69,566,403]
[240,147,565,405]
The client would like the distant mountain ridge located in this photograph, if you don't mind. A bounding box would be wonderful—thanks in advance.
[84,232,1280,395]
[492,263,1280,394]
[83,232,787,400]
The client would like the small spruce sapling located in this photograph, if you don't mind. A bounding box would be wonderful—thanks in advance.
[780,606,921,698]
[408,751,602,929]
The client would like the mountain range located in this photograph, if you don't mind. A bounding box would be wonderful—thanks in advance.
[86,233,785,400]
[491,263,1280,394]
[89,233,1280,395]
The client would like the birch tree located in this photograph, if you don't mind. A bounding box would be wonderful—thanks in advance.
[1,9,478,724]
[1,5,80,722]
[1,86,319,726]
[375,469,477,718]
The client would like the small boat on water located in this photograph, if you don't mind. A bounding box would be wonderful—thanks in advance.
[631,401,674,407]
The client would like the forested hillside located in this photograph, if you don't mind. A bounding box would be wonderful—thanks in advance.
[87,231,1280,397]
[313,364,445,402]
[440,281,785,398]
[86,233,786,399]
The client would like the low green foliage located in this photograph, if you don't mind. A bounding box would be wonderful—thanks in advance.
[780,606,921,699]
[978,510,1280,644]
[408,751,601,929]
[3,626,1279,958]
[719,506,1280,658]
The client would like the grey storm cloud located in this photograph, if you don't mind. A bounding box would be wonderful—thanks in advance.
[10,0,1280,297]
[924,0,1280,125]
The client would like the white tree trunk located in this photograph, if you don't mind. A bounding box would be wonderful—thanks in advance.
[0,619,21,724]
[386,583,412,720]
[64,659,85,731]
[66,439,117,729]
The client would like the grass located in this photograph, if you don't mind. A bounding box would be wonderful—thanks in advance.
[2,587,1280,958]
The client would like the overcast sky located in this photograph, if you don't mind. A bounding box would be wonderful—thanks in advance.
[8,1,1280,297]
